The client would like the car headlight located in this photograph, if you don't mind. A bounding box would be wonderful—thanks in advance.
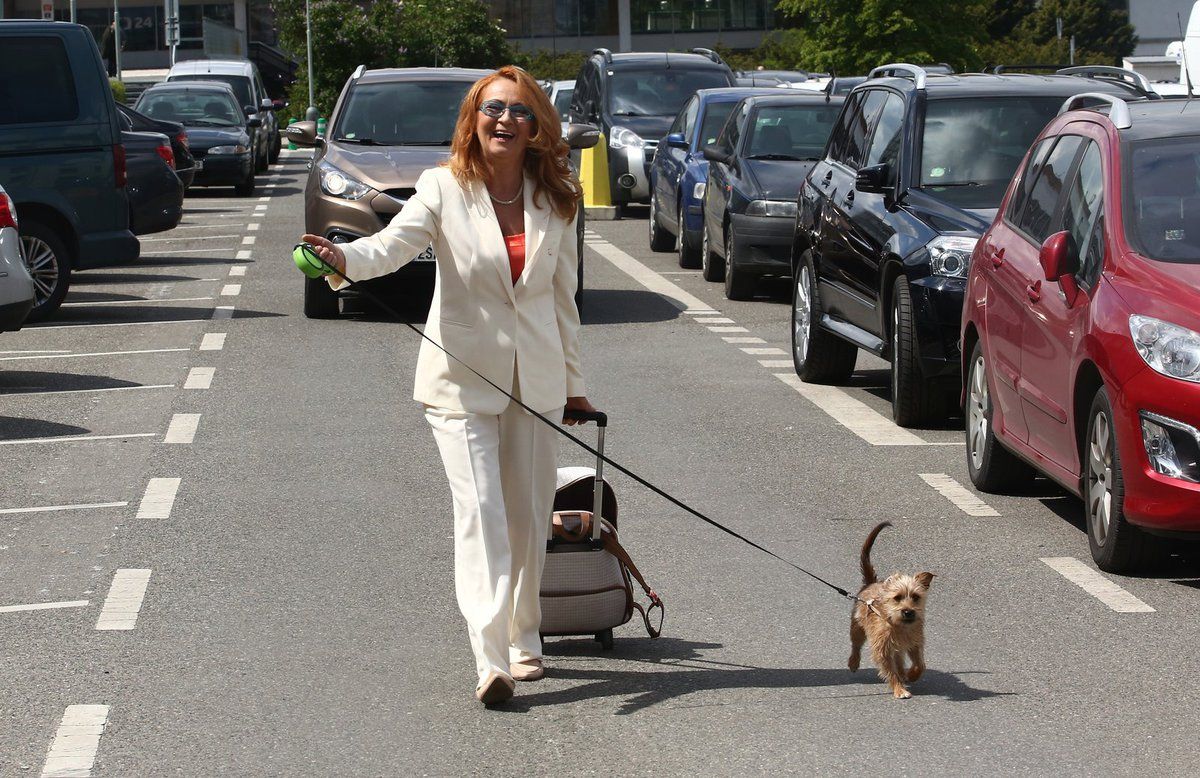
[317,159,373,201]
[927,236,977,278]
[693,182,706,200]
[744,199,797,218]
[609,126,645,150]
[1129,315,1200,382]
[208,144,249,154]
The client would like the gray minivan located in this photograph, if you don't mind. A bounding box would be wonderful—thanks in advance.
[0,20,139,320]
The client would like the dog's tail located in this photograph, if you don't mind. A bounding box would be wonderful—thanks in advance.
[860,521,892,586]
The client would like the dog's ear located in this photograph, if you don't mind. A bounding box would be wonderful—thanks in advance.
[915,571,935,589]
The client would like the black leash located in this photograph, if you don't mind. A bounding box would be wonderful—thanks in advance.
[300,244,856,602]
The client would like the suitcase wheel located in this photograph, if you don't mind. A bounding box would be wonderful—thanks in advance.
[595,629,614,650]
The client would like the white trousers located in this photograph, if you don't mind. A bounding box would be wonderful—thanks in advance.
[425,393,562,683]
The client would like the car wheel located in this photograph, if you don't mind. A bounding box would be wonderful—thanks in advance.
[234,167,256,197]
[303,275,340,318]
[965,341,1031,491]
[256,145,268,172]
[19,219,72,322]
[677,200,700,268]
[269,131,281,163]
[575,258,584,318]
[890,276,943,427]
[648,191,673,252]
[701,220,724,282]
[792,252,856,383]
[724,224,754,300]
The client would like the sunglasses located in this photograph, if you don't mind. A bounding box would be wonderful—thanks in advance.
[479,99,535,123]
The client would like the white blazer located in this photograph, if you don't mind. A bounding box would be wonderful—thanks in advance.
[331,166,585,415]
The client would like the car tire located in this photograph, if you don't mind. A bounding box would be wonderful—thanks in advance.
[792,252,856,383]
[677,199,700,268]
[303,275,340,318]
[575,258,584,318]
[256,145,268,172]
[19,219,72,323]
[965,341,1032,492]
[724,224,754,300]
[269,131,281,163]
[1086,387,1160,573]
[701,220,724,282]
[890,276,943,427]
[234,167,256,197]
[648,191,673,252]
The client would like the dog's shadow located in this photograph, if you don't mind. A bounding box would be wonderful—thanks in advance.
[500,638,1010,714]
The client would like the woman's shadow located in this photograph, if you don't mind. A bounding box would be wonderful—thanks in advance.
[499,638,1010,714]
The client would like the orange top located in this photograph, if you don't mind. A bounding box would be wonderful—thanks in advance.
[504,232,525,286]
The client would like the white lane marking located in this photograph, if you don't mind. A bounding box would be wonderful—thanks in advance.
[137,478,180,519]
[0,348,189,362]
[229,265,247,276]
[741,347,786,355]
[708,326,750,333]
[257,196,270,202]
[1,385,174,398]
[0,349,71,354]
[774,373,928,446]
[146,247,236,255]
[586,239,712,312]
[212,305,234,320]
[682,309,720,315]
[247,223,260,231]
[0,433,156,446]
[220,284,242,296]
[722,337,766,344]
[759,359,792,368]
[139,234,238,242]
[164,413,200,444]
[0,501,127,515]
[160,223,235,230]
[27,319,209,331]
[199,333,226,351]
[236,250,252,260]
[1041,557,1156,613]
[95,569,152,630]
[0,599,88,613]
[184,367,214,390]
[694,317,735,324]
[919,473,1000,517]
[61,296,213,307]
[254,203,268,209]
[241,236,256,245]
[40,704,110,777]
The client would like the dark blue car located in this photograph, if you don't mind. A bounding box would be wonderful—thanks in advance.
[647,87,783,267]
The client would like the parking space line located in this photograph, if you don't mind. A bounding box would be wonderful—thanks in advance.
[709,326,750,333]
[220,284,242,296]
[257,196,270,202]
[722,337,766,344]
[184,367,214,389]
[247,223,260,231]
[242,236,256,245]
[140,234,238,242]
[29,319,210,331]
[148,247,238,255]
[200,333,226,351]
[236,250,252,260]
[165,413,200,444]
[0,384,175,398]
[919,473,999,516]
[759,359,792,368]
[0,349,71,354]
[0,348,189,362]
[694,317,735,324]
[212,305,235,319]
[585,238,711,312]
[1041,557,1156,613]
[229,266,247,276]
[741,347,786,355]
[40,704,110,777]
[136,478,180,519]
[681,309,720,315]
[0,433,156,446]
[62,297,213,307]
[0,599,89,613]
[774,373,928,446]
[0,501,127,515]
[95,569,152,630]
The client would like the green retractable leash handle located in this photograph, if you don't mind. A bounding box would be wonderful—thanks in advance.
[293,242,336,278]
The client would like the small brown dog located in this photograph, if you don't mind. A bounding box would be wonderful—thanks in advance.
[848,521,934,699]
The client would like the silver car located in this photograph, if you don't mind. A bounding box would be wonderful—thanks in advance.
[0,184,35,332]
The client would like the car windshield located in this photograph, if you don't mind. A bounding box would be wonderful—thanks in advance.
[744,103,841,160]
[553,88,573,120]
[136,91,242,127]
[1126,135,1200,263]
[333,80,472,145]
[698,102,737,147]
[918,97,1065,208]
[170,74,253,110]
[609,68,731,116]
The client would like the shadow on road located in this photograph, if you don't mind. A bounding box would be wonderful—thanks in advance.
[0,416,90,441]
[582,288,684,325]
[0,371,147,395]
[23,305,284,328]
[71,272,207,286]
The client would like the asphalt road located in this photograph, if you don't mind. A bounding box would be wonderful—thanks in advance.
[4,154,1200,776]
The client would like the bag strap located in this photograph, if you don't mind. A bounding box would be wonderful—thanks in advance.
[600,522,663,639]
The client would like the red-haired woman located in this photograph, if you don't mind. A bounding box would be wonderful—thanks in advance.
[302,66,596,706]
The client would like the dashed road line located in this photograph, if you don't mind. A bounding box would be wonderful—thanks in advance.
[0,385,174,397]
[0,501,127,515]
[136,478,180,519]
[200,333,226,351]
[741,347,786,355]
[0,599,89,613]
[164,413,201,444]
[247,223,259,231]
[220,284,242,296]
[229,265,247,276]
[722,337,766,344]
[694,317,735,324]
[212,305,235,320]
[185,367,215,389]
[140,234,238,242]
[40,704,110,777]
[584,234,711,312]
[1041,557,1156,613]
[774,372,928,446]
[0,348,189,362]
[708,326,750,333]
[919,473,999,517]
[95,569,152,630]
[236,250,252,260]
[0,433,156,446]
[759,359,792,368]
[242,236,256,245]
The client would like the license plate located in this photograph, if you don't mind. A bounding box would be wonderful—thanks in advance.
[414,245,435,262]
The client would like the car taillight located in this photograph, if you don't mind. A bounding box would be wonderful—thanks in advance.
[113,143,127,188]
[156,142,176,170]
[0,193,17,229]
[175,131,189,150]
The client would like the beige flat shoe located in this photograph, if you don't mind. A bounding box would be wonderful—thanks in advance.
[475,671,515,706]
[510,659,544,682]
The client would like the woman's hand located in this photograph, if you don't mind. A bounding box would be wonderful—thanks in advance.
[301,234,346,277]
[563,396,597,426]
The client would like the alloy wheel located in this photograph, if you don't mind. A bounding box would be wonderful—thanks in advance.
[649,192,657,243]
[968,354,989,471]
[793,265,812,364]
[675,201,684,253]
[1088,410,1115,547]
[20,234,58,306]
[701,228,711,275]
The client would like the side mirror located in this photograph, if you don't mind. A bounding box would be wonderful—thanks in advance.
[260,97,275,111]
[565,122,600,150]
[243,105,257,117]
[702,145,729,164]
[272,98,288,111]
[855,163,890,194]
[665,132,687,149]
[1039,230,1081,307]
[286,120,318,147]
[247,117,263,129]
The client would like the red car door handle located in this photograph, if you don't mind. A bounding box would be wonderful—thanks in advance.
[989,247,1005,269]
[1027,281,1042,303]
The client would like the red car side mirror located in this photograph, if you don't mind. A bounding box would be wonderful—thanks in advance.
[1039,230,1081,307]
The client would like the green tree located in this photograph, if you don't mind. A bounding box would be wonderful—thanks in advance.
[398,0,513,70]
[1015,0,1137,61]
[984,0,1036,40]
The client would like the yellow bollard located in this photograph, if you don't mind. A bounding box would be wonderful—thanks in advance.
[579,132,619,219]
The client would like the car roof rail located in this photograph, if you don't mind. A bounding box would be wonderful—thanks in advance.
[1057,65,1159,99]
[592,48,614,65]
[351,64,366,80]
[868,63,927,89]
[691,47,725,65]
[992,64,1069,74]
[1059,92,1132,129]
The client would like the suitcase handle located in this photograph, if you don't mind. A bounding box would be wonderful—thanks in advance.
[563,409,607,427]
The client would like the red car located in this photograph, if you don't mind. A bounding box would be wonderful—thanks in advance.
[961,94,1200,573]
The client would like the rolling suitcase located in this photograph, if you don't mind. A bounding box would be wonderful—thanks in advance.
[539,410,663,649]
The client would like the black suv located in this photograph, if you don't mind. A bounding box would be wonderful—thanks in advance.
[569,48,734,206]
[789,64,1155,426]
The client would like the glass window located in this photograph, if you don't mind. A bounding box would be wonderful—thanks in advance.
[331,80,473,146]
[698,101,737,147]
[553,87,573,120]
[683,96,700,137]
[716,102,746,154]
[0,37,79,125]
[1006,138,1055,224]
[744,103,842,160]
[1125,135,1200,263]
[171,73,253,110]
[1061,142,1104,267]
[839,90,887,170]
[863,93,904,185]
[608,68,732,117]
[1018,135,1083,243]
[825,91,863,163]
[135,89,243,126]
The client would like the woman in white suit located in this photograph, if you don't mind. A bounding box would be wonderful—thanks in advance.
[302,66,596,706]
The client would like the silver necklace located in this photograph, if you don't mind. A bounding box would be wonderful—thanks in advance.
[489,183,523,206]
